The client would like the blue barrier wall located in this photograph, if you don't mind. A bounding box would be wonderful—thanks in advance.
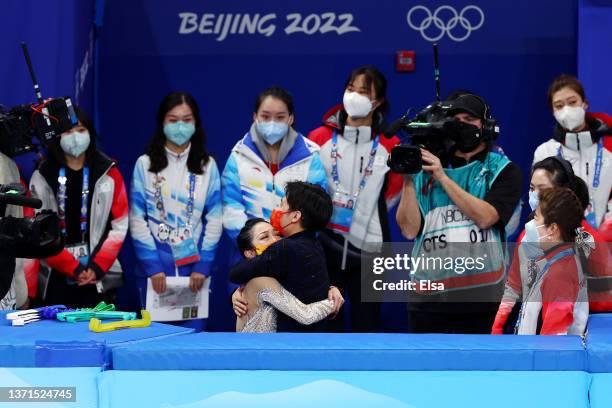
[0,0,95,178]
[95,0,578,330]
[98,370,591,408]
[1,0,590,331]
[578,0,612,115]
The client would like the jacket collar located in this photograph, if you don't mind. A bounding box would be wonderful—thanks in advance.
[164,143,191,162]
[543,242,574,258]
[39,149,115,192]
[242,131,313,170]
[553,113,611,146]
[449,146,489,168]
[286,229,317,240]
[534,243,574,271]
[342,125,372,145]
[320,104,385,135]
[249,122,298,165]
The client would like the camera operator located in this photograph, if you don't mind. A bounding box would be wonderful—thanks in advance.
[0,150,28,309]
[396,94,522,334]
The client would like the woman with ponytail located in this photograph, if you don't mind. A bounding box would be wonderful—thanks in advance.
[492,157,612,334]
[495,187,589,335]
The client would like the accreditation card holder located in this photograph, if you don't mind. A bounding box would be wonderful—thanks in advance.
[328,190,355,234]
[169,226,200,267]
[66,243,90,285]
[585,198,597,229]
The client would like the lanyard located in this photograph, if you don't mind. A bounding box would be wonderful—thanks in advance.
[515,247,575,333]
[57,167,89,240]
[557,138,603,188]
[331,131,379,199]
[154,172,196,229]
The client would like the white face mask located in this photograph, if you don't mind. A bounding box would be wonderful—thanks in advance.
[554,105,586,132]
[343,91,373,119]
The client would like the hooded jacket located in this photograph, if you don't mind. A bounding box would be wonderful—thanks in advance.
[533,112,612,229]
[27,150,128,292]
[221,125,328,244]
[308,104,403,252]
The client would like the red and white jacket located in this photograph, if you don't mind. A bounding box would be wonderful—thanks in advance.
[308,105,403,251]
[25,152,128,294]
[492,231,596,335]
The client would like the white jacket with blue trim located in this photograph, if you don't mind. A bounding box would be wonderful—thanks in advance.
[221,131,328,244]
[129,145,222,278]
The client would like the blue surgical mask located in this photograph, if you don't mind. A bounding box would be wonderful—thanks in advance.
[164,121,195,146]
[60,130,90,158]
[528,190,539,211]
[256,121,288,145]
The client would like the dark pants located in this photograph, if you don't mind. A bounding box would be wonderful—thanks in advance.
[321,232,381,333]
[407,303,498,334]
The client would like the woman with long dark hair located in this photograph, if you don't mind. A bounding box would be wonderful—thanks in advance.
[28,107,128,308]
[129,91,222,331]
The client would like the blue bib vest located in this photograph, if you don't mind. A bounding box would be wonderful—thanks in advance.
[411,152,510,293]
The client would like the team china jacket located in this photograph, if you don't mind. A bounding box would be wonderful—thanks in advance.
[492,237,591,335]
[129,145,222,278]
[308,104,403,252]
[533,112,612,229]
[26,151,128,292]
[221,128,328,244]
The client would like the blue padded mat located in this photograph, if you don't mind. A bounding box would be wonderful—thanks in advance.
[98,370,590,408]
[586,313,612,333]
[586,314,612,373]
[0,367,100,408]
[112,332,587,371]
[0,310,193,368]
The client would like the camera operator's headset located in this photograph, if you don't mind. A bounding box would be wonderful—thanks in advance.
[454,94,500,142]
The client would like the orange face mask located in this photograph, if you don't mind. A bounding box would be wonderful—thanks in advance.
[270,209,298,236]
[253,243,273,256]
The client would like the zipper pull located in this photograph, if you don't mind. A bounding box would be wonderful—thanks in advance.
[586,162,589,177]
[355,128,359,144]
[360,157,364,173]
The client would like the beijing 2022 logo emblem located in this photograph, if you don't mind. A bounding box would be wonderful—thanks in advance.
[406,5,485,42]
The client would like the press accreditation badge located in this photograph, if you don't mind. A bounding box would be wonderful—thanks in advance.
[170,226,200,267]
[66,243,90,285]
[585,198,597,229]
[329,191,355,234]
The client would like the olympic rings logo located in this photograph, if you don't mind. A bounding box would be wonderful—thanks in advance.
[406,5,485,42]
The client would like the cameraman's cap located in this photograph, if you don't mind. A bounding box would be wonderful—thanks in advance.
[447,94,486,119]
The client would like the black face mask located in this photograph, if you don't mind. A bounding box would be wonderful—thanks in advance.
[448,120,483,153]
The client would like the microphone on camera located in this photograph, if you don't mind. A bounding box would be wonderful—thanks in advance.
[383,109,413,138]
